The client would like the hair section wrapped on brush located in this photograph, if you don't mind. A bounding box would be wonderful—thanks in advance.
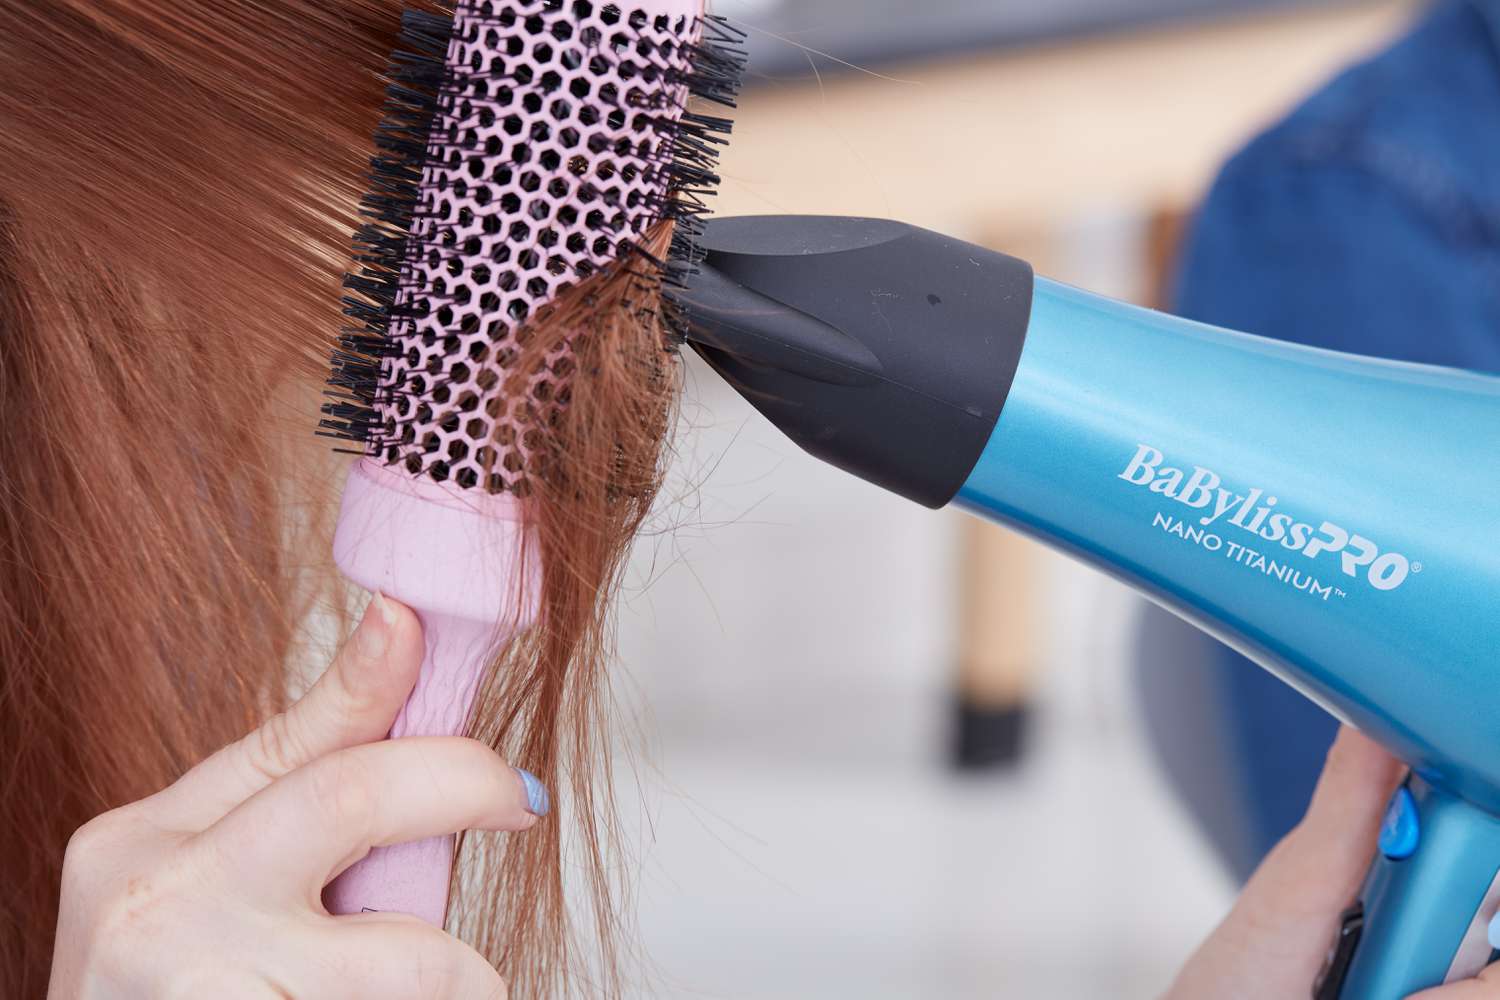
[321,2,744,996]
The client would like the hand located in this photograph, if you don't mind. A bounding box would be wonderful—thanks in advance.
[46,595,543,1000]
[1166,726,1500,999]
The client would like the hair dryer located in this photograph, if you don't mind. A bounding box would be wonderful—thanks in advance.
[670,215,1500,1000]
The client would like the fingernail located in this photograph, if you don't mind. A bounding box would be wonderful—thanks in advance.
[355,593,393,658]
[515,768,550,817]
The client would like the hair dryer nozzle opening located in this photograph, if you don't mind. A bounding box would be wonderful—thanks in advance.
[670,215,1034,508]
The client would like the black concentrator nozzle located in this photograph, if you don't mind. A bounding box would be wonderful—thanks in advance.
[667,216,1034,508]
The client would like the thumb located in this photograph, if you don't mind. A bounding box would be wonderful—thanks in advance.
[154,594,427,827]
[1240,726,1406,927]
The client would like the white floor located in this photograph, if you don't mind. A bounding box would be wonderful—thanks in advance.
[610,355,1236,1000]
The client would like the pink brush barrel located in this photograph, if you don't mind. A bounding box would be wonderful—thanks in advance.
[320,0,720,927]
[325,459,538,925]
[373,0,709,491]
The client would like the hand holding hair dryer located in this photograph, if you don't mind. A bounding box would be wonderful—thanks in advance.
[671,215,1500,1000]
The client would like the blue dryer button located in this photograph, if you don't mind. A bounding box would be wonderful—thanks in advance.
[1379,786,1420,860]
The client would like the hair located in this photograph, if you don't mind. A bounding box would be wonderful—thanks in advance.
[0,2,679,997]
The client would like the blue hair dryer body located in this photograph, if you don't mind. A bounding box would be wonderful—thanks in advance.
[672,216,1500,999]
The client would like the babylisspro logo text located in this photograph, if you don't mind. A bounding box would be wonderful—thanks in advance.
[1119,444,1414,596]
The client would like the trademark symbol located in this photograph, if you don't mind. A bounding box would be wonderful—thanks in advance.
[1333,588,1347,598]
[1411,562,1423,573]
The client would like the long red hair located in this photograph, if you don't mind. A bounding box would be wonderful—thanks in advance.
[0,2,676,996]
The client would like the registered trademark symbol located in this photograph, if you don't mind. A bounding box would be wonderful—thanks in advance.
[1412,562,1423,573]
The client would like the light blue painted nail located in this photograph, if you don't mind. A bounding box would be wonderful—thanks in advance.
[515,768,550,817]
[1488,909,1500,951]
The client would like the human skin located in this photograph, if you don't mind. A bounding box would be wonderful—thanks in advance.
[45,595,544,1000]
[1168,726,1500,999]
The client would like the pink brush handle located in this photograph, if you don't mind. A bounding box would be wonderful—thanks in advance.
[323,459,538,925]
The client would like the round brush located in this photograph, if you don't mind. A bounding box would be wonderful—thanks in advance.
[317,0,743,925]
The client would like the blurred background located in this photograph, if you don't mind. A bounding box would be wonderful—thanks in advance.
[606,2,1421,996]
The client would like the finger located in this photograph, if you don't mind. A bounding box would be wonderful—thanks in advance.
[1252,726,1406,917]
[297,914,507,1000]
[198,736,545,898]
[1301,726,1407,845]
[155,594,426,826]
[1407,956,1500,998]
[1224,731,1398,959]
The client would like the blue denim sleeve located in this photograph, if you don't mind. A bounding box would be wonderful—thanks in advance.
[1177,141,1500,369]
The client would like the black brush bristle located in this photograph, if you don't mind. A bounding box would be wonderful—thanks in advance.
[319,9,455,447]
[320,3,747,468]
